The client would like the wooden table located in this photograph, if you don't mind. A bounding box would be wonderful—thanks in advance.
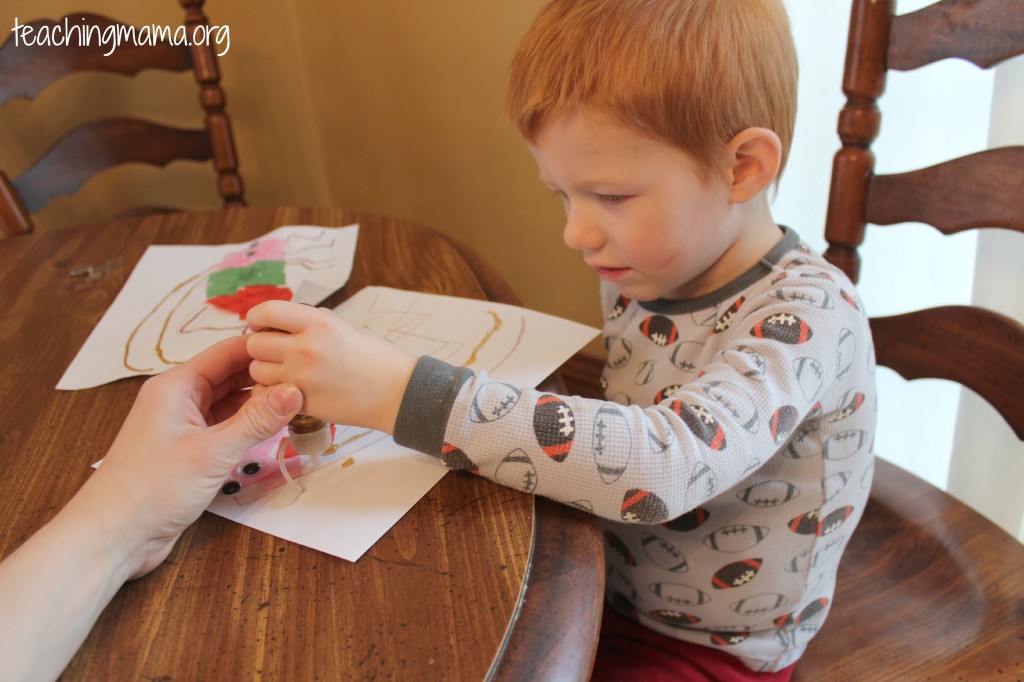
[0,206,604,681]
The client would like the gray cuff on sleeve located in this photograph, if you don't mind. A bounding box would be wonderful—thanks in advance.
[393,355,474,456]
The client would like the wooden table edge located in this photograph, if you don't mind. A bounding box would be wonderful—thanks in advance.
[486,496,604,682]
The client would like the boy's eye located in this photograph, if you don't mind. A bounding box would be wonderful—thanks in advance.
[598,194,626,204]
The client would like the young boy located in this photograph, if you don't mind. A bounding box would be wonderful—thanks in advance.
[246,0,876,678]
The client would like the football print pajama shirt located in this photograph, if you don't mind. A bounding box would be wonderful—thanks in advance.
[393,227,876,672]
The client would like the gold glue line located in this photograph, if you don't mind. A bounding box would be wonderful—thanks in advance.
[463,311,502,367]
[123,268,211,372]
[489,315,526,375]
[155,277,209,365]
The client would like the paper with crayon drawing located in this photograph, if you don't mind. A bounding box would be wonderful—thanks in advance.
[58,224,359,390]
[206,286,600,561]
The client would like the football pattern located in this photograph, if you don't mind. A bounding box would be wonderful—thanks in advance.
[711,296,745,334]
[785,535,847,573]
[793,356,824,402]
[663,506,710,532]
[835,328,856,379]
[593,404,633,483]
[687,461,719,499]
[641,531,690,573]
[783,426,821,460]
[704,524,769,553]
[823,429,868,461]
[736,479,800,507]
[828,390,865,423]
[770,405,799,444]
[424,229,874,669]
[469,383,521,423]
[646,425,673,453]
[822,471,851,503]
[787,506,854,536]
[532,395,576,462]
[654,384,683,404]
[669,340,705,373]
[634,359,657,386]
[768,286,834,310]
[711,558,763,590]
[840,289,861,311]
[730,592,787,616]
[639,315,680,347]
[649,582,711,607]
[750,313,813,344]
[567,499,594,514]
[622,488,669,523]
[440,443,477,472]
[669,400,727,451]
[701,380,760,434]
[648,609,702,627]
[710,631,751,647]
[605,336,633,369]
[608,295,632,320]
[722,345,767,382]
[605,530,637,566]
[774,597,829,628]
[494,448,538,493]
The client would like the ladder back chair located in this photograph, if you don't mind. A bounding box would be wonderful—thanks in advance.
[795,0,1024,678]
[0,0,244,237]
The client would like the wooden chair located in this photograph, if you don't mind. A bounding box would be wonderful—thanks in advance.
[0,0,244,237]
[795,0,1024,678]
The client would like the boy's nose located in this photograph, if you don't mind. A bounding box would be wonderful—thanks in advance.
[562,209,604,252]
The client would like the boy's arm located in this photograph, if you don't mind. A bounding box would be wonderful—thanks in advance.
[247,282,874,524]
[392,279,874,524]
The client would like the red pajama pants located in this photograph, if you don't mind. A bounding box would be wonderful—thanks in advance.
[591,605,796,682]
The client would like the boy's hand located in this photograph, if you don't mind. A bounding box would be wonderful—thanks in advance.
[246,301,417,434]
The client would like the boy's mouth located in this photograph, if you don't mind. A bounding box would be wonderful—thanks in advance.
[594,265,630,281]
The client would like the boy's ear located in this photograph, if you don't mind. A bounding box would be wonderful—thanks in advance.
[722,127,782,203]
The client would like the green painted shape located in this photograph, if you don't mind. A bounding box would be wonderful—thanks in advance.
[206,260,287,298]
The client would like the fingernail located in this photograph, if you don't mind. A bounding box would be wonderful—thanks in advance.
[268,384,302,416]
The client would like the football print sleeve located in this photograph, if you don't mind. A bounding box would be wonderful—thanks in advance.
[394,274,873,525]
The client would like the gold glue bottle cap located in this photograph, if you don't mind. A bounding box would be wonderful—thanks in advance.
[289,413,327,433]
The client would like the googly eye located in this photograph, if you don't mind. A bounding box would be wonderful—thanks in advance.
[239,461,262,476]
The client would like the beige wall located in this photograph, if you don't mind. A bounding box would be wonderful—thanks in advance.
[1,1,605,338]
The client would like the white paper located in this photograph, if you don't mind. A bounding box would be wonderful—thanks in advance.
[207,286,600,561]
[58,225,359,390]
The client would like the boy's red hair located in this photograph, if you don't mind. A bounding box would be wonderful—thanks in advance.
[507,0,798,180]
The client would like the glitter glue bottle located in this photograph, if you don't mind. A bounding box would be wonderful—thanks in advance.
[287,413,332,467]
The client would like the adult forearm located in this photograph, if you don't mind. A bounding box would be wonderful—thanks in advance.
[0,499,133,682]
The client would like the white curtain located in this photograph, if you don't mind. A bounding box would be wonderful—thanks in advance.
[947,56,1024,542]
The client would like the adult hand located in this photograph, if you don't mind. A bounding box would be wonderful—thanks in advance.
[0,335,304,682]
[89,334,305,579]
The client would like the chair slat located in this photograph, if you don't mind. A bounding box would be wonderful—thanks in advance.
[888,0,1024,71]
[0,14,192,105]
[12,119,211,214]
[865,147,1024,234]
[0,2,243,234]
[0,171,32,236]
[870,306,1024,439]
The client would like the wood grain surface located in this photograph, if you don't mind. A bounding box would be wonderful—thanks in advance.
[0,206,602,681]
